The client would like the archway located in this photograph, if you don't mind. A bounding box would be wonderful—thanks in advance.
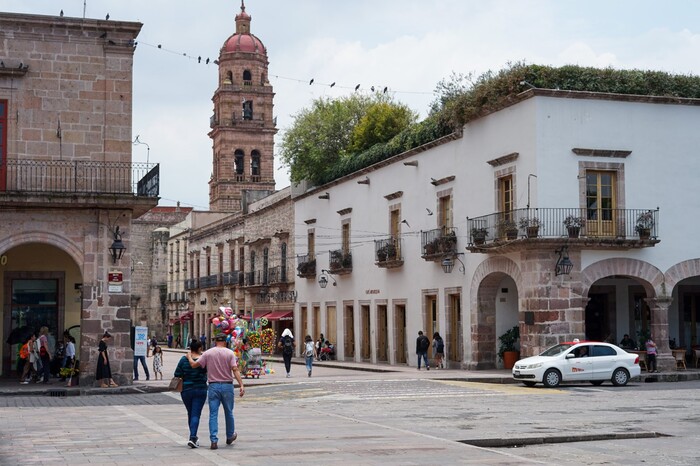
[665,259,700,351]
[470,257,521,369]
[1,242,83,377]
[582,258,662,347]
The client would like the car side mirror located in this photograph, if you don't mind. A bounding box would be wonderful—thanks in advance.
[566,353,575,359]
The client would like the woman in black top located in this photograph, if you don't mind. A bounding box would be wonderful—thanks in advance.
[174,340,208,448]
[96,331,117,387]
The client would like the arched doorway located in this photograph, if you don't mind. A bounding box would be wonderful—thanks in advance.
[470,257,522,369]
[1,242,83,377]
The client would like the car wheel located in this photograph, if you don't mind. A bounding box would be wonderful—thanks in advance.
[542,369,561,388]
[590,380,604,386]
[522,381,537,387]
[611,368,630,386]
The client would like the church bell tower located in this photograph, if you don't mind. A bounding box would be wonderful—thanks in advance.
[208,1,276,212]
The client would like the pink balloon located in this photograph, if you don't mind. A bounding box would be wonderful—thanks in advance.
[212,317,220,326]
[224,308,233,317]
[220,320,230,330]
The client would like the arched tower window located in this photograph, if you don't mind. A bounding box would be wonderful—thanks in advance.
[242,100,253,120]
[251,150,261,177]
[243,69,252,85]
[235,150,245,178]
[260,72,266,85]
[225,71,233,84]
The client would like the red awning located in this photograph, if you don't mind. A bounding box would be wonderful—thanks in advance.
[179,311,193,322]
[265,310,294,321]
[240,312,270,321]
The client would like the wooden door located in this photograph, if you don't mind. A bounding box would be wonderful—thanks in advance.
[361,305,371,360]
[326,306,337,346]
[0,100,6,191]
[395,305,406,364]
[448,294,462,363]
[377,305,388,362]
[344,305,355,359]
[586,171,617,237]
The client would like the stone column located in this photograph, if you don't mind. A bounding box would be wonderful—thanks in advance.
[646,297,675,372]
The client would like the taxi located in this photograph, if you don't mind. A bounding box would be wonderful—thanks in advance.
[512,340,641,388]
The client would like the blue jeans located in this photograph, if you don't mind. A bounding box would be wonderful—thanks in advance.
[305,355,313,374]
[133,356,150,380]
[417,351,428,369]
[181,387,207,441]
[208,382,235,443]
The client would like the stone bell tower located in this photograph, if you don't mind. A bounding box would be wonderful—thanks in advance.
[208,1,276,212]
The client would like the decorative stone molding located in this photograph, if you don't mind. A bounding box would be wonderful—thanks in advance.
[304,218,316,224]
[581,257,664,297]
[384,191,403,201]
[337,207,352,216]
[430,175,455,186]
[572,148,631,158]
[487,152,519,167]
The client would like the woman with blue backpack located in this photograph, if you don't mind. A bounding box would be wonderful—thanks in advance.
[432,332,445,369]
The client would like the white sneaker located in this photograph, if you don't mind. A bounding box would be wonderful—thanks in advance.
[187,438,199,449]
[286,373,291,378]
[20,381,29,384]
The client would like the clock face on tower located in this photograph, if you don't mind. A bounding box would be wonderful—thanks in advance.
[209,2,276,213]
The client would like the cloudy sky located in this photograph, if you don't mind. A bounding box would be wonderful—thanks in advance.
[6,1,700,210]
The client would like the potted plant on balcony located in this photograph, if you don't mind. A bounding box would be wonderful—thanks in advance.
[518,216,541,238]
[498,325,520,369]
[635,211,654,240]
[438,230,457,253]
[563,215,585,238]
[496,219,518,240]
[471,227,489,245]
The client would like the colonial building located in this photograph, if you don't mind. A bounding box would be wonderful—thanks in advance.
[293,88,700,371]
[0,12,158,384]
[165,3,295,345]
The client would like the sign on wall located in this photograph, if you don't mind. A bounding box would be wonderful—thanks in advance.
[108,271,123,293]
[134,326,148,357]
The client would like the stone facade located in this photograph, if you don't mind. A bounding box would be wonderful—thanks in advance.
[0,12,158,385]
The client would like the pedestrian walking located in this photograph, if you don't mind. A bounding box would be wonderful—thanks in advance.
[303,335,317,377]
[277,328,295,377]
[432,332,445,369]
[38,326,52,383]
[152,345,164,380]
[18,334,33,383]
[175,340,208,449]
[167,333,173,348]
[186,333,245,450]
[416,331,430,370]
[200,333,207,350]
[96,331,118,388]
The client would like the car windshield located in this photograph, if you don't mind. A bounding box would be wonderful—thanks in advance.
[540,343,573,357]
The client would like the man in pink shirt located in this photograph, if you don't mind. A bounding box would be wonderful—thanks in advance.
[187,334,245,450]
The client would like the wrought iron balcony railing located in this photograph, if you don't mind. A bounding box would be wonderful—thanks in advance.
[375,237,403,268]
[267,266,288,284]
[467,208,660,246]
[421,227,458,260]
[2,159,159,196]
[184,278,199,291]
[296,254,316,278]
[329,249,352,274]
[200,274,221,289]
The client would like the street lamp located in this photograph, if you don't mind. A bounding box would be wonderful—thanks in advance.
[555,246,574,276]
[318,269,336,288]
[441,254,465,274]
[109,226,126,264]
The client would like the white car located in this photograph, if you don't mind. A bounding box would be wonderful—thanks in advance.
[512,341,641,388]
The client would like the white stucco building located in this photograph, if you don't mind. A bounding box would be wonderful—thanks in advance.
[293,88,700,372]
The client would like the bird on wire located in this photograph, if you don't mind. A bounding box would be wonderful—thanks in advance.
[309,78,314,85]
[355,84,360,91]
[105,13,110,20]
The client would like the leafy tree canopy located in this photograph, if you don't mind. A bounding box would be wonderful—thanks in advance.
[279,93,417,185]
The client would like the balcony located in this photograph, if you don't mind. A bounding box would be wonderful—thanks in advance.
[466,208,660,252]
[184,278,199,291]
[375,237,404,269]
[222,271,240,286]
[421,227,458,261]
[329,249,353,275]
[200,274,221,289]
[296,254,316,278]
[1,159,159,216]
[267,266,289,285]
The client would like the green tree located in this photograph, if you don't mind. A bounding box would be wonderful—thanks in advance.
[279,93,416,185]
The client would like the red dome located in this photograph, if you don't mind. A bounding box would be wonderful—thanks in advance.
[223,33,266,54]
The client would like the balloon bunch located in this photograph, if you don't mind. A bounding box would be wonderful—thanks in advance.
[211,307,247,342]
